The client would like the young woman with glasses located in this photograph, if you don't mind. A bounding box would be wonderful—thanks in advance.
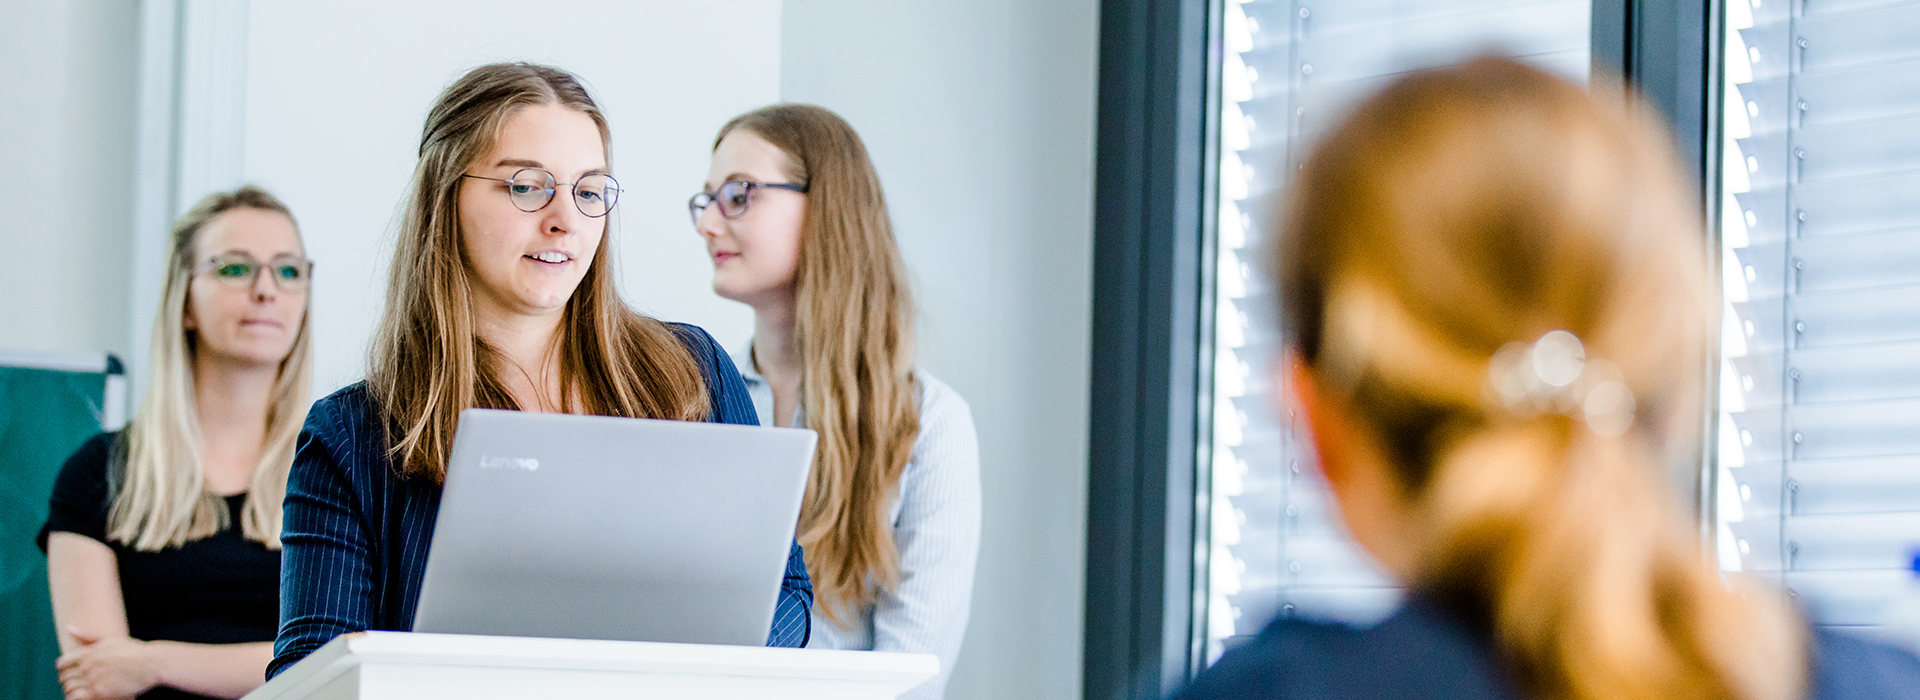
[267,63,812,677]
[1172,58,1920,700]
[41,187,314,700]
[692,104,981,700]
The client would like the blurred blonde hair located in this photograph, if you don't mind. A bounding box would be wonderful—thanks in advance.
[1278,57,1804,700]
[715,104,919,624]
[110,186,313,551]
[370,62,709,482]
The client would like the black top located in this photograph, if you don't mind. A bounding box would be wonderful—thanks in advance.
[1173,595,1920,700]
[268,322,813,678]
[37,431,281,700]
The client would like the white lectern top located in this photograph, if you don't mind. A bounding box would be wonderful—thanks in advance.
[247,632,939,700]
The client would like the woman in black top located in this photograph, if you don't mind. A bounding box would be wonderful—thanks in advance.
[40,186,313,700]
[1173,58,1920,700]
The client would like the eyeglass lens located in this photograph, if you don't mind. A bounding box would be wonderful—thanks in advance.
[687,180,759,224]
[207,253,312,292]
[503,168,619,217]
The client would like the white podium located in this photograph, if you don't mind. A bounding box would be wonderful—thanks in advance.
[245,632,939,700]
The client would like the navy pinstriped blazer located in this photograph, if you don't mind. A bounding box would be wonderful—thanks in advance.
[268,323,812,678]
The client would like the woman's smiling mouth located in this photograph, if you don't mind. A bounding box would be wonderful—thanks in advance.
[525,250,573,265]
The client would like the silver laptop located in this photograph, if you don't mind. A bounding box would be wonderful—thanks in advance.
[412,408,816,646]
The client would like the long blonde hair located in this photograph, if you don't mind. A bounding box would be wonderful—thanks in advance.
[370,62,709,482]
[1278,58,1804,700]
[716,104,920,623]
[110,186,313,551]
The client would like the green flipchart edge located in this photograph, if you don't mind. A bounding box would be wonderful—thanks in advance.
[0,367,109,700]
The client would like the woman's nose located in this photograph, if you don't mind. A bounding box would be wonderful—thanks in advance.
[539,185,595,236]
[694,205,726,239]
[251,269,280,302]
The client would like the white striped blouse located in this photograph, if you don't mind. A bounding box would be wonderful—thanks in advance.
[734,344,981,700]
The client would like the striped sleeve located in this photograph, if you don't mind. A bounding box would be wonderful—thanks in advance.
[767,539,814,647]
[869,374,982,700]
[270,398,375,678]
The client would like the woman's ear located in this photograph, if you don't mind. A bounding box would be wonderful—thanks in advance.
[1282,353,1347,488]
[1279,351,1420,578]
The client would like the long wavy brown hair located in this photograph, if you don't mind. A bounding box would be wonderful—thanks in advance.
[1279,58,1804,700]
[716,104,919,623]
[370,62,708,482]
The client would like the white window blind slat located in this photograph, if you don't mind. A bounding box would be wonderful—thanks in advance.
[1738,231,1920,296]
[1729,299,1787,352]
[1733,190,1920,249]
[1788,286,1920,346]
[1788,512,1920,569]
[1294,1,1589,84]
[1784,342,1920,403]
[1729,409,1788,461]
[1740,7,1920,79]
[1283,538,1398,587]
[1738,115,1920,188]
[1293,48,1594,137]
[1730,518,1787,570]
[1787,398,1920,459]
[1790,456,1920,514]
[1730,288,1920,358]
[1794,6,1920,69]
[1742,59,1920,128]
[1786,570,1910,626]
[1295,0,1573,30]
[1803,0,1918,16]
[1782,172,1920,234]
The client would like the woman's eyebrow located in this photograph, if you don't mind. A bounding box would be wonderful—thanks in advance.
[494,158,609,179]
[704,171,756,190]
[211,248,305,260]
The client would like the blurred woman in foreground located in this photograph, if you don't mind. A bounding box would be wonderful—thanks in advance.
[1173,57,1920,700]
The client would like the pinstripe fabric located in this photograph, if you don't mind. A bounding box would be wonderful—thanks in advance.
[735,345,981,700]
[268,324,811,679]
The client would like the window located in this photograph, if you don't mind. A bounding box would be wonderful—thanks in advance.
[1204,0,1593,661]
[1716,0,1920,630]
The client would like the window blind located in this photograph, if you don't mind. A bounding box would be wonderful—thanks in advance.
[1718,0,1920,630]
[1205,0,1591,662]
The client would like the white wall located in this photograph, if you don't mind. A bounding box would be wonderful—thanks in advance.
[0,0,139,362]
[239,1,780,397]
[781,3,1100,698]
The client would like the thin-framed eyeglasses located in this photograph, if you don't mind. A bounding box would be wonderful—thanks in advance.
[688,179,808,225]
[195,252,314,292]
[461,167,622,218]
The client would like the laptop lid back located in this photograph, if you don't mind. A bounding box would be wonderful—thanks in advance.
[413,408,815,646]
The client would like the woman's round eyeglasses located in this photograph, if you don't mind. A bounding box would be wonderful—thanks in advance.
[688,179,808,225]
[462,168,622,218]
[197,252,314,292]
